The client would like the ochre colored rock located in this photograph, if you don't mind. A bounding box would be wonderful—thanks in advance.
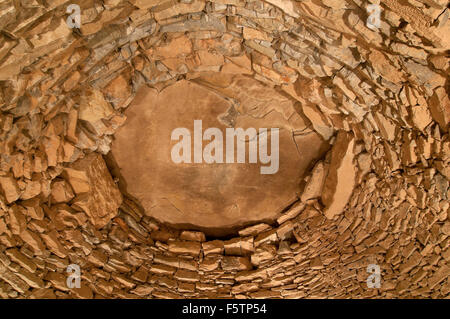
[50,180,74,204]
[1,0,449,300]
[65,153,122,229]
[111,78,328,234]
[322,132,357,220]
[9,205,27,235]
[78,89,115,136]
[301,161,327,202]
[0,175,21,204]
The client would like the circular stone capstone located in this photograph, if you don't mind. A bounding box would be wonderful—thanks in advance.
[110,77,329,235]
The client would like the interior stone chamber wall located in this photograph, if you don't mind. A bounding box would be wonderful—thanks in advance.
[0,0,449,299]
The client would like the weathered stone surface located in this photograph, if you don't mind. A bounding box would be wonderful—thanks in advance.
[0,175,21,203]
[152,35,192,59]
[0,263,29,293]
[20,178,41,200]
[65,153,122,229]
[41,231,68,258]
[20,230,46,256]
[154,0,206,21]
[5,249,36,273]
[301,161,327,202]
[254,229,278,247]
[51,180,74,203]
[72,284,94,299]
[14,267,44,289]
[21,198,44,220]
[174,269,199,282]
[277,202,305,225]
[368,51,405,84]
[134,0,166,10]
[221,256,252,271]
[428,87,449,132]
[9,205,27,235]
[168,241,201,256]
[322,132,357,220]
[111,77,328,234]
[238,223,272,237]
[179,231,206,242]
[202,240,224,255]
[78,90,116,136]
[0,0,448,300]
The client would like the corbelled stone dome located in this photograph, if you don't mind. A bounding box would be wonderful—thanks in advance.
[0,0,448,299]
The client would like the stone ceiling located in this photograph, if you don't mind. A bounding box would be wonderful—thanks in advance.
[110,77,330,235]
[0,0,449,299]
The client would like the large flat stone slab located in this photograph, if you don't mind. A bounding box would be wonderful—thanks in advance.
[110,78,329,235]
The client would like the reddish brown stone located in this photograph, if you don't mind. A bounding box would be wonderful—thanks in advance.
[65,153,122,229]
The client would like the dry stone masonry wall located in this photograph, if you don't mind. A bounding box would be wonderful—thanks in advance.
[0,0,449,299]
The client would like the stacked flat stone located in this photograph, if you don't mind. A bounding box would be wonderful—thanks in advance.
[0,0,448,299]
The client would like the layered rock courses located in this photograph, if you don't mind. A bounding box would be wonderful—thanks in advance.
[0,0,448,299]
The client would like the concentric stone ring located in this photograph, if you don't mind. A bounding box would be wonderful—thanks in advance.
[0,0,448,300]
